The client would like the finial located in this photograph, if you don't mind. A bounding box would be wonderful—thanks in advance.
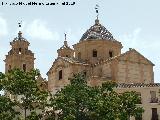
[95,4,100,25]
[18,31,22,39]
[64,33,67,41]
[95,4,99,19]
[64,33,68,47]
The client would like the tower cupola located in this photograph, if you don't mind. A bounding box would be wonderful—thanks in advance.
[57,34,74,58]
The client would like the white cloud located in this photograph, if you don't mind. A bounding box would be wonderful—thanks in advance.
[0,16,8,37]
[119,28,142,50]
[119,27,144,51]
[26,19,59,41]
[119,27,160,51]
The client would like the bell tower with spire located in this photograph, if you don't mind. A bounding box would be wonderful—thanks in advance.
[4,23,35,73]
[57,33,74,57]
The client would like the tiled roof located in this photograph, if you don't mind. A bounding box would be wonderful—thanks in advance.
[59,44,72,50]
[80,19,114,41]
[59,57,88,65]
[47,57,89,75]
[117,83,160,88]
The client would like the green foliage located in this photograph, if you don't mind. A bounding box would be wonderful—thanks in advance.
[0,68,49,120]
[118,91,144,120]
[0,72,5,91]
[49,73,144,120]
[1,69,40,95]
[0,70,144,120]
[119,91,144,120]
[52,73,91,120]
[0,95,20,120]
[26,111,42,120]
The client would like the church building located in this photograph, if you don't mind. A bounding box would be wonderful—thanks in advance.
[47,17,160,120]
[4,16,160,120]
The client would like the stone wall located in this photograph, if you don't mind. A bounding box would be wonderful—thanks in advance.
[73,39,122,64]
[116,87,160,120]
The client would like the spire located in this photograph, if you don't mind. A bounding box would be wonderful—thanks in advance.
[95,17,99,25]
[95,4,100,25]
[64,33,67,41]
[64,33,68,47]
[18,31,22,39]
[57,33,73,57]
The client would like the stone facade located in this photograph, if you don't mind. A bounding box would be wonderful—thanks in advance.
[47,18,160,120]
[4,31,35,73]
[4,17,160,120]
[4,31,47,98]
[47,18,155,91]
[116,84,160,120]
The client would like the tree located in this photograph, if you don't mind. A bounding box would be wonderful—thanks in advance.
[0,95,20,120]
[46,73,91,120]
[0,72,20,120]
[118,91,144,120]
[0,69,49,120]
[85,82,121,120]
[0,70,144,120]
[49,73,144,120]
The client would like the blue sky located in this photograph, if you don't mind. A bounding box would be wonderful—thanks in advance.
[0,0,160,82]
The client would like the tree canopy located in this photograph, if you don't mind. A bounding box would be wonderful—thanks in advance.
[48,73,144,120]
[0,69,49,120]
[0,95,20,120]
[0,70,144,120]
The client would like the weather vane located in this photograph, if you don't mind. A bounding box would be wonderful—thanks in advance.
[18,21,22,28]
[95,4,99,19]
[64,33,68,47]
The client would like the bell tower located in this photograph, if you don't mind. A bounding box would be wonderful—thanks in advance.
[57,33,74,57]
[4,31,35,73]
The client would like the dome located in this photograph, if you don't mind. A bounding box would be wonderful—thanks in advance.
[80,19,114,41]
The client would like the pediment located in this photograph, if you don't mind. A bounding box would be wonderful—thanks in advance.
[118,49,154,65]
[47,57,71,75]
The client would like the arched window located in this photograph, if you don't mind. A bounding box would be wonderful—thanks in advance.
[19,48,22,54]
[78,52,81,59]
[23,64,26,72]
[19,48,22,52]
[83,71,87,77]
[109,51,113,58]
[59,70,62,80]
[93,49,97,57]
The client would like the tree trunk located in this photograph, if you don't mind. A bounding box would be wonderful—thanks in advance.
[24,104,26,120]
